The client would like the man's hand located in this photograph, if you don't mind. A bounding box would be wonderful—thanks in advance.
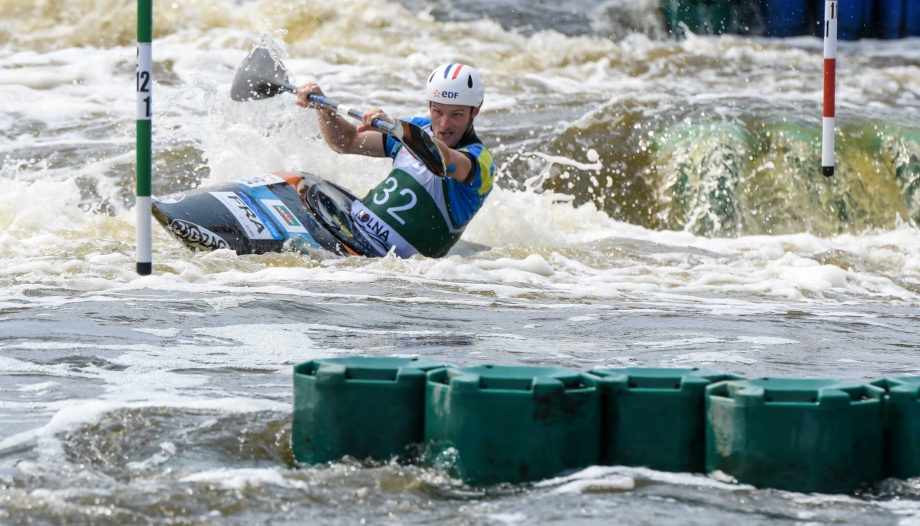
[295,83,331,112]
[357,108,393,134]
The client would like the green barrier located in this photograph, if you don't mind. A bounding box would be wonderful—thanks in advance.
[872,376,920,479]
[425,365,606,485]
[706,378,884,493]
[292,356,447,465]
[589,367,742,473]
[290,358,907,492]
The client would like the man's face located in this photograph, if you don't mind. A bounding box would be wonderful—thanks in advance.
[429,102,480,148]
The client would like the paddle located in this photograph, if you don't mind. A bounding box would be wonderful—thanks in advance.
[230,47,447,177]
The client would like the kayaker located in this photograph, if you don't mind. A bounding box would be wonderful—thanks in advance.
[295,64,494,258]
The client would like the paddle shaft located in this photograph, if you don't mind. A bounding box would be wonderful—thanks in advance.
[281,83,396,135]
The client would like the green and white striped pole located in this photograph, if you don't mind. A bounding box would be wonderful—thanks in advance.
[136,0,152,275]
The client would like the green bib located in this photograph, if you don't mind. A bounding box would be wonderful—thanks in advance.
[359,168,462,258]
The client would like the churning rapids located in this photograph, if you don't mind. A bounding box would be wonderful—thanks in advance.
[2,0,920,523]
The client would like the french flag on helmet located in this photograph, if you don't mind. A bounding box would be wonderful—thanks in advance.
[426,63,484,107]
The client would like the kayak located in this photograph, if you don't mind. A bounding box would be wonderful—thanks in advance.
[152,172,378,257]
[153,172,490,258]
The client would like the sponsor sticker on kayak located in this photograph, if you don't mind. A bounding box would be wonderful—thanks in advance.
[261,199,307,233]
[153,192,185,204]
[235,173,286,188]
[167,219,229,250]
[210,191,282,240]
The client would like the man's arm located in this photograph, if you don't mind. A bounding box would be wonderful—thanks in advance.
[358,108,478,182]
[296,83,386,157]
[434,141,475,183]
[299,90,474,180]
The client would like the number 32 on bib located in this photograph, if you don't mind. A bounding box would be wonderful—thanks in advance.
[372,177,417,225]
[358,169,464,258]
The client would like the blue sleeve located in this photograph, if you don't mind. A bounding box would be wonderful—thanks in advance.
[444,143,494,227]
[383,134,398,158]
[383,116,432,159]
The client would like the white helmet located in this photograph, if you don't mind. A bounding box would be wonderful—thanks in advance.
[425,63,484,108]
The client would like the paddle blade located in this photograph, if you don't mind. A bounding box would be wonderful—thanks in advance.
[230,47,293,101]
[394,120,447,177]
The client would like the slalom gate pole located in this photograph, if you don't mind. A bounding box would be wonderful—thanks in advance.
[822,0,837,177]
[136,0,153,275]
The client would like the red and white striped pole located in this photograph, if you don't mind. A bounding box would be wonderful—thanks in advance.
[822,0,837,177]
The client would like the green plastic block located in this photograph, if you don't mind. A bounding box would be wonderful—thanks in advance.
[292,356,446,465]
[425,365,606,485]
[590,367,742,473]
[706,378,885,493]
[872,376,920,479]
